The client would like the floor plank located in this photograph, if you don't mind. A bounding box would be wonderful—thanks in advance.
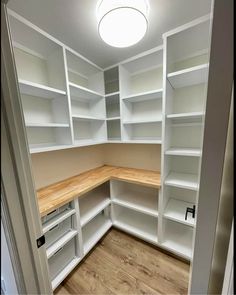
[54,229,190,295]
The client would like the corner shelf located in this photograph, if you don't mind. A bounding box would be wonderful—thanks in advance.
[164,172,199,191]
[164,198,196,227]
[167,64,209,88]
[123,118,162,124]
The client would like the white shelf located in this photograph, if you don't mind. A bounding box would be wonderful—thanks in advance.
[72,115,105,121]
[167,64,209,88]
[73,140,106,147]
[113,206,158,244]
[122,89,163,102]
[165,172,199,191]
[46,230,78,259]
[123,118,162,124]
[18,79,66,99]
[164,198,196,227]
[83,214,112,255]
[80,191,111,227]
[161,240,192,260]
[25,122,70,128]
[161,220,194,260]
[106,117,120,121]
[29,143,73,154]
[42,209,76,234]
[105,91,120,97]
[112,184,158,217]
[167,112,204,123]
[51,257,81,290]
[165,148,201,157]
[69,82,104,100]
[123,139,162,144]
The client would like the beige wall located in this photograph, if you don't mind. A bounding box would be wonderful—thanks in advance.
[31,144,161,189]
[31,145,105,189]
[103,144,161,171]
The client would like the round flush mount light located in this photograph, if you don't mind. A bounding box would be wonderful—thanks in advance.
[97,0,149,48]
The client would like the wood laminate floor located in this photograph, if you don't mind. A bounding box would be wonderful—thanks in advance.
[54,229,190,295]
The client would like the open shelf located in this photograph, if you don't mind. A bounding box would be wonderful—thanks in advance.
[104,67,119,95]
[25,123,69,128]
[66,50,104,94]
[72,115,105,121]
[162,219,193,260]
[69,82,104,100]
[73,118,106,144]
[165,147,201,157]
[107,120,121,141]
[79,183,110,227]
[122,89,163,102]
[123,122,162,143]
[105,93,120,119]
[111,180,158,217]
[9,13,66,91]
[120,49,163,96]
[123,119,162,124]
[165,172,199,191]
[82,212,112,255]
[51,257,81,290]
[105,91,120,97]
[167,64,209,88]
[113,204,158,244]
[164,198,195,227]
[19,79,66,99]
[29,143,73,154]
[167,112,204,123]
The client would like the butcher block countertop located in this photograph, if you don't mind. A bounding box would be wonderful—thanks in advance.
[37,165,161,217]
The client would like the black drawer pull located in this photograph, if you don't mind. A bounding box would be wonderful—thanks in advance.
[185,205,196,220]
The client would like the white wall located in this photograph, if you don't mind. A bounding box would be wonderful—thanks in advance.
[1,221,18,295]
[31,144,161,189]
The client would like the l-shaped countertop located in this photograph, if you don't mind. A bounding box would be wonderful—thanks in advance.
[37,165,161,217]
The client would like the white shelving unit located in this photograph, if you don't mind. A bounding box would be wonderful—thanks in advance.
[119,47,163,143]
[161,15,211,256]
[111,180,159,217]
[113,204,158,244]
[79,183,111,227]
[82,211,112,255]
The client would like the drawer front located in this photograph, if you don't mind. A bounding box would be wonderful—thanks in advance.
[45,217,72,248]
[42,203,71,224]
[48,237,76,280]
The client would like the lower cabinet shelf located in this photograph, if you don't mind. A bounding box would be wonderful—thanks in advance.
[161,219,193,260]
[113,204,158,244]
[48,237,80,290]
[51,257,81,290]
[82,213,112,255]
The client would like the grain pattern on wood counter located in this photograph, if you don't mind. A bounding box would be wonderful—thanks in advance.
[37,165,161,217]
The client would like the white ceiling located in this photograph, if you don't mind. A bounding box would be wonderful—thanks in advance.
[8,0,212,69]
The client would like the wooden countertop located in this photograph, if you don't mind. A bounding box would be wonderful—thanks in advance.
[37,165,161,217]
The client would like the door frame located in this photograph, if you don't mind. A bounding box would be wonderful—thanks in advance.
[1,2,52,293]
[189,0,234,293]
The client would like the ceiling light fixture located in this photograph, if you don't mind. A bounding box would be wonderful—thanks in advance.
[97,0,149,48]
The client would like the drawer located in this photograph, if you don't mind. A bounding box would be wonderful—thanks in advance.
[42,203,72,224]
[48,237,76,280]
[45,216,72,248]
